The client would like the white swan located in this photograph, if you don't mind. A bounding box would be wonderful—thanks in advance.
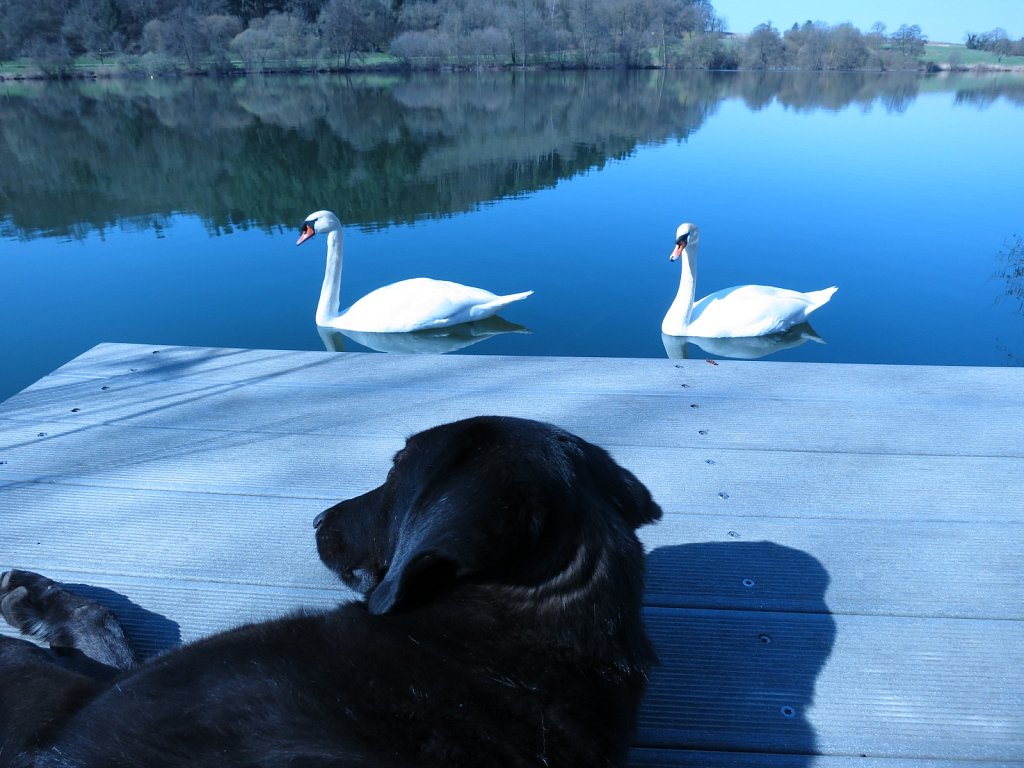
[297,210,532,333]
[662,223,836,338]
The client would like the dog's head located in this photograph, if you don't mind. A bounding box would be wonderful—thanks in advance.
[314,416,661,617]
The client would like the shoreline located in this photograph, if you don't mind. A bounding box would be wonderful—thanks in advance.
[3,61,1023,83]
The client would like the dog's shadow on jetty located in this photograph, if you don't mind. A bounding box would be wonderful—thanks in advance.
[635,541,836,762]
[64,582,182,660]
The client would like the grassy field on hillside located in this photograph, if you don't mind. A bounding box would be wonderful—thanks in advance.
[924,43,1024,68]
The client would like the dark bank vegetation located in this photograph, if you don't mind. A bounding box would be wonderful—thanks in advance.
[5,0,1016,77]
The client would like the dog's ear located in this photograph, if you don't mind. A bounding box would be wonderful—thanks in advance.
[366,499,472,616]
[583,444,663,529]
[367,549,456,616]
[610,464,663,528]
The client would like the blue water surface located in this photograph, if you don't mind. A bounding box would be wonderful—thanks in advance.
[1,72,1022,402]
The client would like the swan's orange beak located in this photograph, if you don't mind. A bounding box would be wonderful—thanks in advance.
[670,233,689,261]
[296,224,315,246]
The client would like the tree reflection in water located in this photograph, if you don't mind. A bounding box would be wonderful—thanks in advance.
[995,234,1024,313]
[994,234,1024,366]
[3,70,1019,242]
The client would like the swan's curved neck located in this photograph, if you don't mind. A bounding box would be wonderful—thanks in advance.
[664,242,698,334]
[317,230,343,326]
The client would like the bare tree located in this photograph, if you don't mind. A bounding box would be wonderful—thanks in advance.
[62,0,125,56]
[597,0,654,68]
[230,10,310,70]
[741,22,785,69]
[828,23,868,70]
[565,0,605,67]
[676,0,717,36]
[203,14,244,66]
[449,0,514,66]
[0,0,72,60]
[143,8,207,69]
[890,23,926,58]
[397,1,443,34]
[865,21,886,48]
[318,0,393,67]
[390,29,451,66]
[785,21,826,69]
[224,0,289,23]
[507,0,541,66]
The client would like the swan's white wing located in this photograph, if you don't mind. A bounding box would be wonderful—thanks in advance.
[686,285,830,338]
[335,278,528,333]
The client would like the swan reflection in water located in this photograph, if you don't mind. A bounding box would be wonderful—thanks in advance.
[662,322,825,360]
[318,315,530,354]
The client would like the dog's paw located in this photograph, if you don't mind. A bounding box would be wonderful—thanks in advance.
[1,569,89,643]
[1,569,138,670]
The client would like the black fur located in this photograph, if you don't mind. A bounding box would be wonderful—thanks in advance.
[1,416,661,767]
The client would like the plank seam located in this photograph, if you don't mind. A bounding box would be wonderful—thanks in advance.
[642,601,1024,622]
[3,421,1020,459]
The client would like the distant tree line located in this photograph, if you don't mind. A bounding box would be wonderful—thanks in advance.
[966,28,1024,57]
[0,0,938,75]
[737,21,930,71]
[0,0,719,72]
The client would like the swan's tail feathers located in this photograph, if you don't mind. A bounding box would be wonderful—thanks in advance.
[804,286,838,312]
[496,290,534,306]
[474,290,534,314]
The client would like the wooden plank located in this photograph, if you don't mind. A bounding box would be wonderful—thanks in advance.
[0,569,349,658]
[1,481,1020,621]
[3,421,1022,522]
[4,345,1023,458]
[12,375,1019,458]
[641,528,1024,620]
[21,343,1024,407]
[629,748,1023,767]
[2,576,1020,760]
[0,487,334,588]
[2,567,1019,759]
[640,609,1024,761]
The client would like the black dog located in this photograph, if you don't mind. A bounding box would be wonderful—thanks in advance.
[1,416,661,767]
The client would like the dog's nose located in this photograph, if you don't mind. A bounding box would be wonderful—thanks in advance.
[313,511,326,529]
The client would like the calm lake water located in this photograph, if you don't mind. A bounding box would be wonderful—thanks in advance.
[2,70,1023,402]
